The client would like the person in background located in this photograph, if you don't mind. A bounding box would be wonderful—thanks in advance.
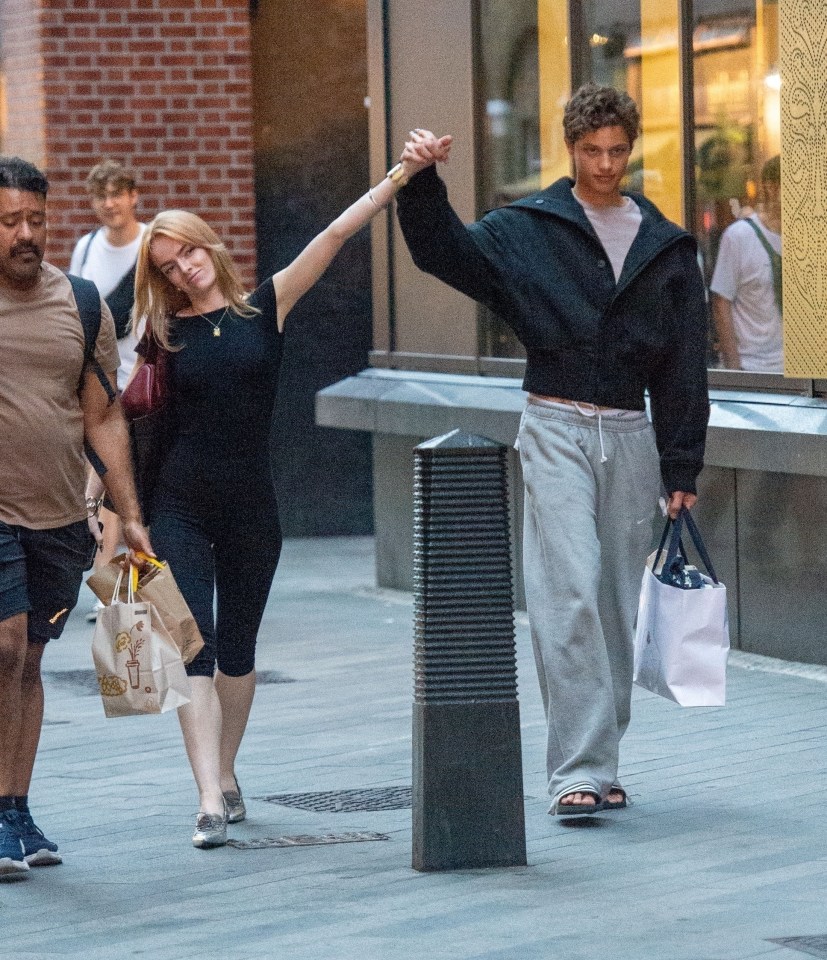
[0,156,152,880]
[395,84,709,817]
[711,155,783,372]
[70,159,146,619]
[123,147,448,849]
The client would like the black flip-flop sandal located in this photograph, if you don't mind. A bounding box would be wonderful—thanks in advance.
[549,787,603,817]
[602,785,628,810]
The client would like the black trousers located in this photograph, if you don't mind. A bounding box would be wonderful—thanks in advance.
[150,489,282,678]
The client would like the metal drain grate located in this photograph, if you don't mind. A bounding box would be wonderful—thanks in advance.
[768,937,827,958]
[227,831,390,849]
[260,787,412,812]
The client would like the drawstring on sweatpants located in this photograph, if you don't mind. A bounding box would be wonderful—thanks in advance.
[574,402,608,463]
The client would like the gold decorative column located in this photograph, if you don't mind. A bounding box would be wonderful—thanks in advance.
[639,0,683,225]
[780,0,827,376]
[538,0,571,186]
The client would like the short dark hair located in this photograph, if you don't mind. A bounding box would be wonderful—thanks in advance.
[563,83,640,146]
[86,158,136,196]
[761,155,780,185]
[0,156,49,197]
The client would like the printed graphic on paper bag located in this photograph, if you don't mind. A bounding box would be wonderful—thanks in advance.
[97,674,128,698]
[637,630,663,692]
[114,621,146,690]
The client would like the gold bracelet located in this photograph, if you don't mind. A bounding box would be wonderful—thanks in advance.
[386,162,409,187]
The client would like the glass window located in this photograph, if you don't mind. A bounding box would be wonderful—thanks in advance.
[694,0,782,373]
[477,0,684,359]
[580,0,683,226]
[476,0,542,359]
[474,0,782,373]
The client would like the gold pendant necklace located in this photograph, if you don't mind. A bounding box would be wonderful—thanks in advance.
[197,306,229,337]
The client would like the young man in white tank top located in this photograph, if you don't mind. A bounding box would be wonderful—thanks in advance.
[70,160,146,619]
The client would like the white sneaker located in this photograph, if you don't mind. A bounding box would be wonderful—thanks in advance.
[85,600,105,622]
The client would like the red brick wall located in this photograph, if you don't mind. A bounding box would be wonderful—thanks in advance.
[5,0,257,285]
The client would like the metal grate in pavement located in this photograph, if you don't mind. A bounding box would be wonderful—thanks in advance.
[768,937,827,958]
[260,787,412,812]
[226,831,390,849]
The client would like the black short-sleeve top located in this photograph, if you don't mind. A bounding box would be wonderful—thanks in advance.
[139,279,283,469]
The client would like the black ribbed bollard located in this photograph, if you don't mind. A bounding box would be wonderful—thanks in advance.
[412,429,526,871]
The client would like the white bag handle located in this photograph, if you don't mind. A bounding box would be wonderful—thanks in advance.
[110,565,137,605]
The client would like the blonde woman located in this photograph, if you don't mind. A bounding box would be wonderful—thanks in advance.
[128,138,451,849]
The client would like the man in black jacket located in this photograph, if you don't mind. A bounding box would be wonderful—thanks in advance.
[397,84,709,817]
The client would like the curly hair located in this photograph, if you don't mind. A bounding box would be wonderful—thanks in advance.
[563,83,640,146]
[85,158,136,197]
[761,154,780,185]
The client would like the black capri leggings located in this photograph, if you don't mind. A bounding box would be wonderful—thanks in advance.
[150,494,282,678]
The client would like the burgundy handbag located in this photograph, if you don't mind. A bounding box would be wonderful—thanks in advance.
[121,326,172,517]
[121,330,168,422]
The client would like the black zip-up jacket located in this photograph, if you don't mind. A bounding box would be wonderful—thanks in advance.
[396,167,710,494]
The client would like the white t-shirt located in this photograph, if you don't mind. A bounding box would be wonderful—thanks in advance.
[574,193,642,281]
[69,224,146,390]
[709,215,783,373]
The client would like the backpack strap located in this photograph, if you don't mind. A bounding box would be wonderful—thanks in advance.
[105,261,137,339]
[68,273,117,477]
[79,228,99,272]
[743,216,783,312]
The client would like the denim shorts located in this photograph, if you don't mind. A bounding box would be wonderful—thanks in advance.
[0,519,95,643]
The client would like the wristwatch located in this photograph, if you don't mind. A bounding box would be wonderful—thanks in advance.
[86,496,103,516]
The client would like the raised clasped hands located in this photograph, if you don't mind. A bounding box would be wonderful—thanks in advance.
[401,129,453,180]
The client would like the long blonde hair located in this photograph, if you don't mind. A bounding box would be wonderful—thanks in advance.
[133,209,257,350]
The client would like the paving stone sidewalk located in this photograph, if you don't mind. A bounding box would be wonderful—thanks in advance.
[1,536,826,960]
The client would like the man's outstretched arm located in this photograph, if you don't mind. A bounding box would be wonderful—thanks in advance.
[396,130,505,314]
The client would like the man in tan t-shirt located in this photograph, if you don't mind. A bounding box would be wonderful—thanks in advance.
[0,156,152,879]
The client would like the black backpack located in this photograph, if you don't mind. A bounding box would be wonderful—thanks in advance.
[68,273,117,477]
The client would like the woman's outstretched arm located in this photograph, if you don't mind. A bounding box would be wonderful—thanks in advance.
[273,134,452,330]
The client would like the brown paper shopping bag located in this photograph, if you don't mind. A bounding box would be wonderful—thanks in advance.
[88,553,204,665]
[91,568,191,718]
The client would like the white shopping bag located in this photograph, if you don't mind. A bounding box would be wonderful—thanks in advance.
[633,510,730,707]
[91,566,191,718]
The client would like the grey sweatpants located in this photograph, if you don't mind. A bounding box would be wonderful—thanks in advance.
[517,399,661,805]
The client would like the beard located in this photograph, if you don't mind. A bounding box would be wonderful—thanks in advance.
[0,241,44,288]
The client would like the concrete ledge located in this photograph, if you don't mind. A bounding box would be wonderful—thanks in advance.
[317,368,827,476]
[317,369,827,665]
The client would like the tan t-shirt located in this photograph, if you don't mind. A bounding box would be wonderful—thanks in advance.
[0,261,120,529]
